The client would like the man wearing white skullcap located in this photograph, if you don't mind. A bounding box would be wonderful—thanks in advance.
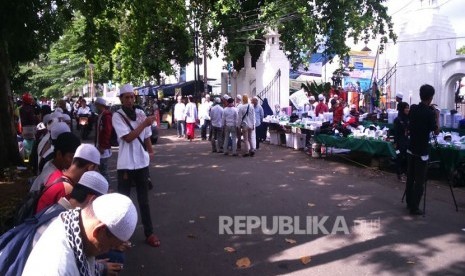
[112,83,159,247]
[23,193,136,276]
[36,144,100,214]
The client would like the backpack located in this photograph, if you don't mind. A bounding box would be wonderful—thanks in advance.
[0,204,65,275]
[13,177,67,226]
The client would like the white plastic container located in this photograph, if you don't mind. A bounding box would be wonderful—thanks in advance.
[444,113,452,128]
[453,114,462,129]
[387,110,397,124]
[312,143,321,158]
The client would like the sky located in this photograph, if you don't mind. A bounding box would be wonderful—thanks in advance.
[386,0,465,48]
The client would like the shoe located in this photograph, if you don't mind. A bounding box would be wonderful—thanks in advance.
[250,151,255,157]
[224,152,229,155]
[212,150,217,153]
[242,153,250,157]
[146,234,161,247]
[410,209,423,216]
[232,153,238,156]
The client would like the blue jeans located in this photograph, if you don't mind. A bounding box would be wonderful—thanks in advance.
[176,120,185,136]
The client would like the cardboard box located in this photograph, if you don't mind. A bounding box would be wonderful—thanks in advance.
[285,133,294,148]
[270,132,280,145]
[293,134,306,150]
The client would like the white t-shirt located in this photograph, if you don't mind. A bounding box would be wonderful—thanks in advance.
[112,109,151,170]
[23,217,97,276]
[210,105,224,128]
[77,106,91,115]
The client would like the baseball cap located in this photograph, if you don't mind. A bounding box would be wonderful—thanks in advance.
[92,193,137,241]
[74,144,100,165]
[78,171,108,195]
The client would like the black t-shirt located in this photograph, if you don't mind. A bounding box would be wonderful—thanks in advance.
[408,103,437,156]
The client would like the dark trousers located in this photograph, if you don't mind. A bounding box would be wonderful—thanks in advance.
[117,167,153,237]
[396,149,408,176]
[211,126,224,152]
[201,120,211,139]
[406,153,428,211]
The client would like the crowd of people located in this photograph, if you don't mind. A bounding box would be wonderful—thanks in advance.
[2,84,161,275]
[174,93,267,157]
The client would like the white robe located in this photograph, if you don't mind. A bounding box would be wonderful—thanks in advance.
[23,217,96,276]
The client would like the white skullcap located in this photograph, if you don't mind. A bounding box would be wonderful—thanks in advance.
[50,122,71,140]
[78,171,108,195]
[119,84,134,96]
[350,104,356,109]
[318,94,324,101]
[63,96,69,100]
[214,97,221,104]
[62,114,71,122]
[92,193,137,241]
[236,94,242,100]
[396,92,403,99]
[51,112,63,120]
[42,114,52,125]
[205,94,211,98]
[95,97,108,106]
[74,144,100,165]
[309,96,315,101]
[223,94,230,100]
[54,107,63,113]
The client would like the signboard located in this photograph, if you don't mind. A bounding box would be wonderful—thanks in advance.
[289,89,309,110]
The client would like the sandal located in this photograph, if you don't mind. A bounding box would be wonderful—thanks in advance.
[146,234,161,247]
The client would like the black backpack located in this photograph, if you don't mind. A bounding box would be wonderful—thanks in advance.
[13,177,67,226]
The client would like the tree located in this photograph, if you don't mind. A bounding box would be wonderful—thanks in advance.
[212,0,396,69]
[458,46,465,55]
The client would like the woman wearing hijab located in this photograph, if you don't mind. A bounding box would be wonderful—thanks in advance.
[259,98,274,142]
[394,102,410,182]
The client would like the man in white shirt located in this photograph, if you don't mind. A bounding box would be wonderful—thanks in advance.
[199,94,213,140]
[174,96,186,138]
[184,95,198,141]
[23,193,137,276]
[237,95,255,157]
[209,97,224,153]
[222,98,238,156]
[112,83,160,247]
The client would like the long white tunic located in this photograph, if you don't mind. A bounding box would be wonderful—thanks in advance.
[23,217,97,276]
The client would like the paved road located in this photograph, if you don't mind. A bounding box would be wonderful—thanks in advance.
[109,129,465,276]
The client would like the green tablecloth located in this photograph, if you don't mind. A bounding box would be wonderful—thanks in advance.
[430,146,465,173]
[314,134,397,158]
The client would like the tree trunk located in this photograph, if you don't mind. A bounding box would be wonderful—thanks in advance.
[0,44,22,169]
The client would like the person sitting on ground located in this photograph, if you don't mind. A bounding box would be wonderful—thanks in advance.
[23,193,137,276]
[35,144,100,214]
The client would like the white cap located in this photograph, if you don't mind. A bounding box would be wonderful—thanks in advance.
[42,114,52,125]
[62,114,71,122]
[54,107,63,113]
[78,171,108,195]
[95,97,108,106]
[223,94,230,100]
[318,94,324,101]
[63,96,69,100]
[350,104,356,109]
[92,193,137,241]
[396,92,403,99]
[214,97,221,104]
[74,144,100,165]
[50,122,71,140]
[236,94,242,100]
[119,84,134,96]
[309,96,315,101]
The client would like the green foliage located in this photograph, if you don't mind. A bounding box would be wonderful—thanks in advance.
[301,81,331,97]
[458,46,465,55]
